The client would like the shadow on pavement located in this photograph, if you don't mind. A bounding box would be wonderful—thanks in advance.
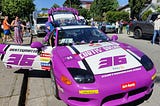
[128,35,160,44]
[15,69,50,78]
[14,69,51,106]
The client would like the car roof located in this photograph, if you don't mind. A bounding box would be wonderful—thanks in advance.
[57,25,94,30]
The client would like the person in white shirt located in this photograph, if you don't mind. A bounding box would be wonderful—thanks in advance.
[115,20,119,34]
[152,15,160,45]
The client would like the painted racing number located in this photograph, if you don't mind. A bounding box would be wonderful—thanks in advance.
[7,54,36,66]
[99,55,127,69]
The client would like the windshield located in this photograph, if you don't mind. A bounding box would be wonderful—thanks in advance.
[37,18,48,24]
[58,27,109,46]
[53,12,76,20]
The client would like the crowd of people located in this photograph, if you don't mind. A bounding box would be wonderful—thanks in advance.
[0,16,31,45]
[0,15,160,46]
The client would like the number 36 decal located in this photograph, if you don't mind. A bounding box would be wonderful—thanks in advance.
[7,54,36,66]
[99,55,127,69]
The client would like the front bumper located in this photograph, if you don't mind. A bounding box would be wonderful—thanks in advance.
[56,67,156,106]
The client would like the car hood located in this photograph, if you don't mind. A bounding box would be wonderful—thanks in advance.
[56,42,142,75]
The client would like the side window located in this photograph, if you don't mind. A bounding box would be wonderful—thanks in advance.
[150,14,158,22]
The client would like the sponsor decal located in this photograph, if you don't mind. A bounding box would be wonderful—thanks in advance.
[40,53,51,70]
[79,45,119,59]
[9,48,38,53]
[40,57,50,62]
[89,43,101,46]
[101,67,142,78]
[79,90,99,94]
[121,82,136,90]
[41,62,50,66]
[112,66,125,70]
[7,54,36,66]
[65,55,73,61]
[40,53,50,58]
[37,13,48,17]
[99,55,127,69]
[41,66,51,70]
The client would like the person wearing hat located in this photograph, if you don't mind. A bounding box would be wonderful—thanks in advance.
[151,14,160,45]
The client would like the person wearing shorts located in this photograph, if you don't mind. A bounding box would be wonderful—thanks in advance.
[3,16,11,43]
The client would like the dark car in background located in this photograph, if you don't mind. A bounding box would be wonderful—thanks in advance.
[129,13,160,39]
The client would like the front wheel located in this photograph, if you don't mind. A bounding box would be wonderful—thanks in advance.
[134,28,142,39]
[50,68,60,100]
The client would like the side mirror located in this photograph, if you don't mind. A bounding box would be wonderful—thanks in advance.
[111,35,118,41]
[31,42,43,49]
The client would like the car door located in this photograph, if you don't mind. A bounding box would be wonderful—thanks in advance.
[0,44,53,71]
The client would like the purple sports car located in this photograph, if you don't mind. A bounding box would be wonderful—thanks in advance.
[0,24,156,106]
[0,7,157,106]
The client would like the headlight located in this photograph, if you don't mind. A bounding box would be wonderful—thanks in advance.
[68,68,95,84]
[140,55,153,71]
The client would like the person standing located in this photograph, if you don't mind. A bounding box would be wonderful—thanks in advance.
[101,22,106,33]
[0,20,3,42]
[26,21,31,34]
[151,15,160,45]
[115,20,119,34]
[119,19,123,34]
[2,16,11,43]
[11,16,24,45]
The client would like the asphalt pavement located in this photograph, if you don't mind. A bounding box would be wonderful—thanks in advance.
[0,36,31,106]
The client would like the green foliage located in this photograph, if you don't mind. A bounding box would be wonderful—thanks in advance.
[105,11,129,22]
[78,8,91,19]
[129,0,147,19]
[52,3,60,8]
[0,0,2,11]
[63,0,81,8]
[41,8,49,10]
[156,6,160,12]
[90,0,119,18]
[2,0,35,20]
[141,10,152,20]
[63,0,91,19]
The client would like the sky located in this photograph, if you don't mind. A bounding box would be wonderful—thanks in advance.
[34,0,128,10]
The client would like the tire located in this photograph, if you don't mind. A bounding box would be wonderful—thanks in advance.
[50,68,60,100]
[134,28,142,39]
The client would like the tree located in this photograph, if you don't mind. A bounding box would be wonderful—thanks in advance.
[141,10,152,20]
[2,0,35,20]
[0,0,2,11]
[63,0,81,8]
[41,8,49,10]
[52,3,60,8]
[129,0,147,19]
[157,6,160,12]
[78,8,91,19]
[90,0,119,20]
[105,11,129,22]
